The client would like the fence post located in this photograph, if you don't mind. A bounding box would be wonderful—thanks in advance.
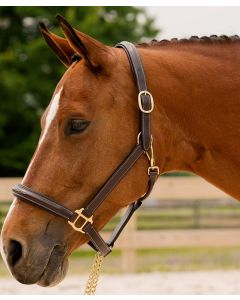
[121,211,137,273]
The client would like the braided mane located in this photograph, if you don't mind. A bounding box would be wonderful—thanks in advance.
[138,35,240,48]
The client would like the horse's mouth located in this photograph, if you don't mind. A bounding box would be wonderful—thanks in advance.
[35,245,69,287]
[37,253,69,287]
[8,243,69,287]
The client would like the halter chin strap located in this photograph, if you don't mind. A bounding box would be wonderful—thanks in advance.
[12,41,160,257]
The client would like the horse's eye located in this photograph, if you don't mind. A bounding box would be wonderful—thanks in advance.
[66,119,90,135]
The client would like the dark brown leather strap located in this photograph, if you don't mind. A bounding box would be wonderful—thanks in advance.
[84,144,144,216]
[84,223,112,256]
[116,42,152,151]
[12,41,159,257]
[107,168,159,247]
[12,184,76,221]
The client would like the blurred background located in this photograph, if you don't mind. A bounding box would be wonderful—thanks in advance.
[2,6,240,294]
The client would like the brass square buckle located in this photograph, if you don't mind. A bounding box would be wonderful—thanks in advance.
[68,208,93,233]
[148,166,160,175]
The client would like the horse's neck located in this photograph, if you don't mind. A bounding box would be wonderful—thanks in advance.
[140,44,240,200]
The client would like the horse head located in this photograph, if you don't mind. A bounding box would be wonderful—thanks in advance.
[0,15,152,287]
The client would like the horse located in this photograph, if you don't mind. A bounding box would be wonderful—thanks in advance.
[2,15,240,288]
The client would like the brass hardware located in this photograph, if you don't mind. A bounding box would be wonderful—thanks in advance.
[137,132,153,145]
[138,90,154,113]
[68,208,93,233]
[148,166,160,175]
[137,132,141,144]
[146,144,155,167]
[84,251,104,295]
[145,139,160,176]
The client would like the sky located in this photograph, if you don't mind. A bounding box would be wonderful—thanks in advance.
[146,7,240,40]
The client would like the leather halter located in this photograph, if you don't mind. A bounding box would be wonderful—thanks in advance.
[12,41,159,257]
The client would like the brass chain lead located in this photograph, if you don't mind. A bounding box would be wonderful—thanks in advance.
[84,252,104,295]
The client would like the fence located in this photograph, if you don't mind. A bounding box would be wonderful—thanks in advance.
[0,176,234,202]
[1,177,240,272]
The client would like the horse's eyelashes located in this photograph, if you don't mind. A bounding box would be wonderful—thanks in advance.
[65,119,90,135]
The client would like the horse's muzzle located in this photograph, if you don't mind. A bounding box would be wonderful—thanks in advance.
[2,234,68,286]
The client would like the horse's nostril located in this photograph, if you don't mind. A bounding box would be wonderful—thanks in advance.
[8,239,23,267]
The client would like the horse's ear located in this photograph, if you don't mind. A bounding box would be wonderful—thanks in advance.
[56,14,114,73]
[39,22,76,67]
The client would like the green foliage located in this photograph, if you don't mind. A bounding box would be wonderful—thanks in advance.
[0,7,159,176]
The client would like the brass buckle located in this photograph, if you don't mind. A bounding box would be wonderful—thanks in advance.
[138,90,154,113]
[145,140,160,176]
[148,166,160,175]
[68,208,93,233]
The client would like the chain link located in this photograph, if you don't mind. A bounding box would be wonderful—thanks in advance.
[84,252,104,295]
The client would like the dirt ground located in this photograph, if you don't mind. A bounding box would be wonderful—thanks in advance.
[1,271,240,294]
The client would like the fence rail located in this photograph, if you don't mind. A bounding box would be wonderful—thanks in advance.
[0,176,233,201]
[1,177,240,272]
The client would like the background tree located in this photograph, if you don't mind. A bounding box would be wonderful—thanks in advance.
[0,7,159,176]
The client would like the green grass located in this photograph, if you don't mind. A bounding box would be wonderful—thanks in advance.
[136,246,240,272]
[69,246,240,274]
[71,249,121,258]
[55,246,240,274]
[2,246,240,277]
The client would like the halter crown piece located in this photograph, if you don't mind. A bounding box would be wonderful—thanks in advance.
[12,41,160,294]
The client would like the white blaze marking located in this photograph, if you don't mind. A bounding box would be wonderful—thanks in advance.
[22,87,63,183]
[39,87,62,146]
